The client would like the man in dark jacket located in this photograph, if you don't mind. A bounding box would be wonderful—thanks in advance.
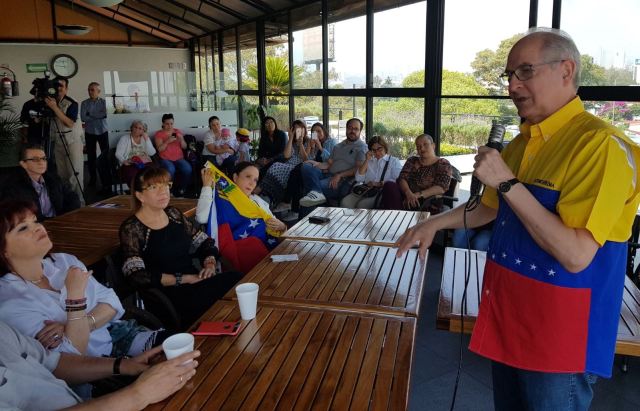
[1,145,80,220]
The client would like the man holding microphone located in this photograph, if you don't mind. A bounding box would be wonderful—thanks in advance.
[397,28,640,410]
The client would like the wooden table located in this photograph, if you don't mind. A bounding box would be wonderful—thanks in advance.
[282,207,429,247]
[223,239,427,317]
[147,300,416,411]
[437,247,640,356]
[44,196,197,266]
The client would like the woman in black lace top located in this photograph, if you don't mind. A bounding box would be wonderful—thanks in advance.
[119,167,243,328]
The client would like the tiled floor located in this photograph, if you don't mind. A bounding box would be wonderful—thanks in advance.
[410,250,640,411]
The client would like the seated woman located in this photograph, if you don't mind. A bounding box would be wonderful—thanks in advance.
[196,162,287,273]
[201,116,238,176]
[115,120,157,185]
[119,167,242,329]
[285,122,336,218]
[256,116,287,172]
[255,119,316,207]
[340,136,402,209]
[0,200,164,359]
[382,134,452,214]
[154,113,193,196]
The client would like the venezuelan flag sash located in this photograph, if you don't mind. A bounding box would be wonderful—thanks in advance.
[204,162,279,272]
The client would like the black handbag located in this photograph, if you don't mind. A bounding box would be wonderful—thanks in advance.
[350,157,391,206]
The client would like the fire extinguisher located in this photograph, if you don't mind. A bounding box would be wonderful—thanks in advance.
[1,74,12,97]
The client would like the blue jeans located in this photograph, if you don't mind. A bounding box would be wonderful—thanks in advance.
[451,228,492,251]
[159,158,192,190]
[301,163,351,202]
[492,361,597,411]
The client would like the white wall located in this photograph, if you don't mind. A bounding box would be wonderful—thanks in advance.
[0,43,189,110]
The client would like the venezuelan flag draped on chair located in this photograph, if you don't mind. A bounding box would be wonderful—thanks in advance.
[204,162,279,273]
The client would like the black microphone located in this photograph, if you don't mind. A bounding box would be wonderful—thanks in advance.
[470,124,506,197]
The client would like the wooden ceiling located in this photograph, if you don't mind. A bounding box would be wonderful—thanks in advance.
[0,0,309,47]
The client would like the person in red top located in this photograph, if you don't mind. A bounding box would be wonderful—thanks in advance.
[154,113,192,196]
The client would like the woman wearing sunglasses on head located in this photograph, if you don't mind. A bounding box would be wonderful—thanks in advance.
[119,167,243,329]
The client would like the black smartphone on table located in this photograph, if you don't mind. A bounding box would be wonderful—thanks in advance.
[309,216,330,224]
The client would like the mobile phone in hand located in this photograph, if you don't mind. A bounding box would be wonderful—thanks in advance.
[296,128,303,139]
[311,131,318,140]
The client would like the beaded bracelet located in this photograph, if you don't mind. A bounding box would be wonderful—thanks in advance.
[65,298,87,305]
[66,305,87,312]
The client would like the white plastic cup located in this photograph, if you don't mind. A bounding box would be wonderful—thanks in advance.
[162,333,194,360]
[235,282,259,321]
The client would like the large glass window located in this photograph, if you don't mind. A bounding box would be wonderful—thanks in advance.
[537,0,554,28]
[443,0,529,96]
[373,97,424,158]
[584,100,640,141]
[562,0,640,86]
[328,0,366,89]
[222,29,238,91]
[294,96,323,125]
[328,96,366,140]
[265,13,290,96]
[373,1,426,88]
[439,98,518,154]
[265,97,290,131]
[292,2,323,90]
[238,23,257,90]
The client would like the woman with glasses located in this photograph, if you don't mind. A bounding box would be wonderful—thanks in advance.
[0,145,79,220]
[119,167,242,329]
[382,134,453,213]
[340,136,402,209]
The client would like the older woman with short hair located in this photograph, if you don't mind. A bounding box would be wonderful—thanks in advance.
[115,120,157,185]
[382,134,452,213]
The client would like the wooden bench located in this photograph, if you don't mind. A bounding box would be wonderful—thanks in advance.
[146,300,416,411]
[437,247,640,356]
[223,239,428,318]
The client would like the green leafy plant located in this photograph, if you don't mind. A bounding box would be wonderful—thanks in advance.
[0,94,22,167]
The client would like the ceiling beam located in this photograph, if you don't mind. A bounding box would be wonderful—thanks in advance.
[134,0,217,33]
[237,0,275,14]
[199,0,248,21]
[114,3,199,38]
[159,0,231,27]
[69,0,184,42]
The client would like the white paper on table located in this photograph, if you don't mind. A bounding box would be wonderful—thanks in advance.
[270,254,299,262]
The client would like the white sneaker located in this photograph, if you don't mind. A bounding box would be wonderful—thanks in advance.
[272,202,291,213]
[300,191,327,207]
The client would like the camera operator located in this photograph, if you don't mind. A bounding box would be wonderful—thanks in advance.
[46,76,85,204]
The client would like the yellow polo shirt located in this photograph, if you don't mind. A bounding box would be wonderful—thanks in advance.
[481,97,640,246]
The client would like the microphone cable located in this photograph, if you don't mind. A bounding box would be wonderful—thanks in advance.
[449,194,482,411]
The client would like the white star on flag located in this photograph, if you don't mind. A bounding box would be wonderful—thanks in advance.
[249,219,259,228]
[501,252,507,259]
[267,238,277,245]
[492,253,496,259]
[515,258,522,265]
[239,231,249,239]
[530,264,537,270]
[548,269,555,276]
[501,220,506,226]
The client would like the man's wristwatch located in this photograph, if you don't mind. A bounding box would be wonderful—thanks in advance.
[498,178,520,194]
[175,272,183,286]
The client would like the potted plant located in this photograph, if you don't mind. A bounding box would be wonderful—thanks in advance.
[0,93,22,169]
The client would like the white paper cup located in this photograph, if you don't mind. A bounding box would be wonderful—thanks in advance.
[162,333,194,360]
[235,282,259,321]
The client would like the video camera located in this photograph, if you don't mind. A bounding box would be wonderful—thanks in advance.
[30,72,60,100]
[28,72,60,118]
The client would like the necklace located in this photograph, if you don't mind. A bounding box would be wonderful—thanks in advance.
[29,276,45,284]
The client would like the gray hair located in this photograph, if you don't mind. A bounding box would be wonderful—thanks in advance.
[416,133,434,144]
[522,27,581,90]
[130,119,145,132]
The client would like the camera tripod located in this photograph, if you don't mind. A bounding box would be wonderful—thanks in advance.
[49,117,86,204]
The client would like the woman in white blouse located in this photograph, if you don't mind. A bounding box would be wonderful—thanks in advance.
[115,120,157,185]
[0,200,163,359]
[340,135,402,209]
